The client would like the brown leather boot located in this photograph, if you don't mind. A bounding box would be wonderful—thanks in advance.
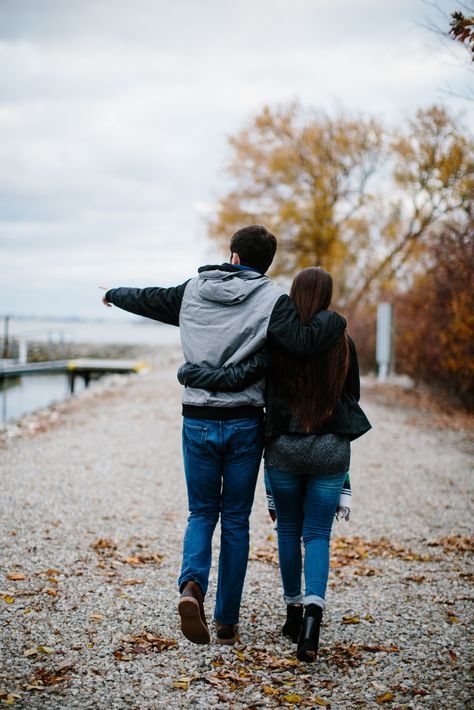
[215,622,239,645]
[178,581,210,644]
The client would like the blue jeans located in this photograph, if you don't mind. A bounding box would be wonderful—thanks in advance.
[265,466,346,609]
[178,417,264,624]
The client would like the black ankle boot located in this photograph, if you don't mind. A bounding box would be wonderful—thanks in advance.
[297,603,323,662]
[282,604,303,643]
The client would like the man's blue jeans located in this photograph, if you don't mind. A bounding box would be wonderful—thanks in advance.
[178,417,264,625]
[266,466,346,609]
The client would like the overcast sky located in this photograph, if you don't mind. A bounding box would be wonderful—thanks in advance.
[1,0,472,317]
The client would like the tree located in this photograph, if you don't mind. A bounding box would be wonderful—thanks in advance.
[209,102,384,305]
[394,220,474,408]
[348,105,473,308]
[210,103,473,310]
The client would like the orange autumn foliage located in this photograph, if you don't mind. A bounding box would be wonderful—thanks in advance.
[394,222,474,408]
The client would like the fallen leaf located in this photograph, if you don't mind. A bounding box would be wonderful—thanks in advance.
[45,589,57,597]
[283,693,302,703]
[122,579,144,586]
[37,646,55,655]
[23,648,38,657]
[173,679,189,690]
[89,614,104,621]
[448,649,457,662]
[262,686,279,695]
[2,596,15,604]
[314,697,331,706]
[341,615,360,624]
[34,665,74,686]
[6,574,26,581]
[376,691,394,704]
[91,538,117,551]
[447,615,460,623]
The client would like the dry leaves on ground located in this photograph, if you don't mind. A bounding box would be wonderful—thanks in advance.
[113,631,176,661]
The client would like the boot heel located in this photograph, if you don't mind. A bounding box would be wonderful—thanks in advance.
[297,604,322,663]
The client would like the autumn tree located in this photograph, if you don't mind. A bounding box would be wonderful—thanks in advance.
[210,102,384,305]
[348,105,473,308]
[210,103,473,310]
[394,220,474,407]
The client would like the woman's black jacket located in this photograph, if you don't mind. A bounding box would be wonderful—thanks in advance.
[178,336,371,442]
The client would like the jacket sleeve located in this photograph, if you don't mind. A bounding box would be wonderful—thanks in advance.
[105,281,190,326]
[344,336,361,401]
[177,349,268,392]
[267,295,347,358]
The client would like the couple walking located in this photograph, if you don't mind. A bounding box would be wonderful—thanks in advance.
[103,225,370,662]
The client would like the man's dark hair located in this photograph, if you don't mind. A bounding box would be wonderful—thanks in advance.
[230,225,277,274]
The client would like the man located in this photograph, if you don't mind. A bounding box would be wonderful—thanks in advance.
[102,225,345,646]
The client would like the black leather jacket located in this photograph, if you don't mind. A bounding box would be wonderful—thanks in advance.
[178,337,371,441]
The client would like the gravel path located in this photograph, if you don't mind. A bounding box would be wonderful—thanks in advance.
[1,347,472,709]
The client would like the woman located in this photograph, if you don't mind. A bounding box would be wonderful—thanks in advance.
[179,267,371,662]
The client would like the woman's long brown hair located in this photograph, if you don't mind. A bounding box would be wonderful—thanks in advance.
[271,267,349,432]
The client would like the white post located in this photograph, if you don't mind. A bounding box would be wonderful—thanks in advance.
[18,339,28,364]
[376,303,393,381]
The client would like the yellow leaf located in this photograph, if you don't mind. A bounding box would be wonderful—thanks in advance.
[173,680,189,690]
[37,646,55,655]
[235,650,247,662]
[283,693,302,703]
[376,691,394,703]
[341,615,360,624]
[314,698,331,706]
[2,596,15,604]
[263,686,278,695]
[447,615,460,623]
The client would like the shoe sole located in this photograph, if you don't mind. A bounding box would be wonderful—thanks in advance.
[216,632,239,645]
[178,597,210,644]
[296,641,318,662]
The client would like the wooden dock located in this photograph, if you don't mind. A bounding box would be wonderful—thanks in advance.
[0,358,148,393]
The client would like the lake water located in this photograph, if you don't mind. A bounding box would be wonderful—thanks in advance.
[1,317,181,424]
[5,316,181,346]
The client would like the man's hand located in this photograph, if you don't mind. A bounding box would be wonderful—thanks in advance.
[99,286,112,307]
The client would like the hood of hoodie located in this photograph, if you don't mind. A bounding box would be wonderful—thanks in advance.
[196,265,267,305]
